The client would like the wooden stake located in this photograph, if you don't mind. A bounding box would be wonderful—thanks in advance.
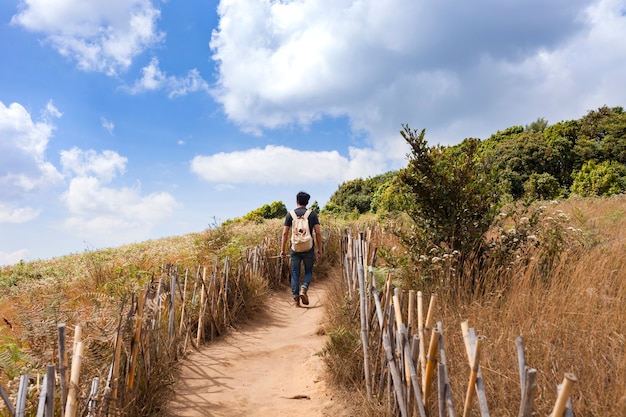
[64,341,84,417]
[423,327,440,404]
[127,287,147,390]
[462,335,484,417]
[425,293,437,331]
[417,291,426,377]
[550,373,577,417]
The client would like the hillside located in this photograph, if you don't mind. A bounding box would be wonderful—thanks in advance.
[1,197,626,416]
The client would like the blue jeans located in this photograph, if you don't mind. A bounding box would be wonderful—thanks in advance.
[290,248,315,299]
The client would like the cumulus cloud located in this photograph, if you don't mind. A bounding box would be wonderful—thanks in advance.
[0,204,41,224]
[128,57,210,98]
[11,0,164,75]
[0,248,30,266]
[61,147,127,182]
[0,100,63,204]
[190,145,386,185]
[209,0,626,153]
[60,148,179,240]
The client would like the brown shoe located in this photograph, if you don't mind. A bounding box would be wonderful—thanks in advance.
[293,297,300,307]
[299,286,309,305]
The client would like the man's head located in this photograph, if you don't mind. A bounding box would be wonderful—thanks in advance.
[296,191,310,206]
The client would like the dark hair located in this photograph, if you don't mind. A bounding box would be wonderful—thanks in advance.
[296,191,310,206]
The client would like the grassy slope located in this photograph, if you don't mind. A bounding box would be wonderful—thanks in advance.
[1,198,626,416]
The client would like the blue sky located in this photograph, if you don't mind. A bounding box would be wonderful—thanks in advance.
[1,0,625,264]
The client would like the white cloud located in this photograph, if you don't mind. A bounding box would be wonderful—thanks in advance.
[190,145,386,185]
[101,117,115,135]
[0,248,30,266]
[0,100,63,200]
[60,148,179,241]
[61,147,127,183]
[209,0,625,153]
[11,0,164,75]
[128,57,209,98]
[0,204,41,223]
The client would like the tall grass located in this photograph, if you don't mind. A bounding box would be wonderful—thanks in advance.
[322,195,626,416]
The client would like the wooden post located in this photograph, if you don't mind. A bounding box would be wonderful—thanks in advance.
[461,322,490,416]
[417,291,426,377]
[196,267,206,346]
[128,288,147,390]
[519,367,537,417]
[401,324,427,417]
[550,373,577,417]
[87,377,99,417]
[57,323,68,415]
[425,293,437,332]
[16,374,29,417]
[423,327,440,404]
[0,382,16,415]
[463,336,484,417]
[383,330,408,417]
[358,261,372,398]
[64,341,84,417]
[109,300,125,402]
[437,322,456,417]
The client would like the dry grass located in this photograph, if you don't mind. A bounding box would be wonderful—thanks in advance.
[0,218,291,415]
[321,195,626,416]
[444,195,626,416]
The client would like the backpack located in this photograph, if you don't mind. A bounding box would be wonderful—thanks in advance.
[290,209,313,252]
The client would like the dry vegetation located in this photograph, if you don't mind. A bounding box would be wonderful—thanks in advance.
[1,197,625,416]
[0,219,293,415]
[322,195,626,416]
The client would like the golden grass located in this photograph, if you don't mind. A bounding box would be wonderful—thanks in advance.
[321,195,626,416]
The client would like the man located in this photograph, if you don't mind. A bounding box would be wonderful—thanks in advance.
[280,191,322,307]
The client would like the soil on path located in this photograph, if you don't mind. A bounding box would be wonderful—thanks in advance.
[163,280,354,417]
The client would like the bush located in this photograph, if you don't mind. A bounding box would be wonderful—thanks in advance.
[571,160,626,196]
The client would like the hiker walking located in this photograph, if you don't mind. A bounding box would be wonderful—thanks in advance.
[280,191,322,307]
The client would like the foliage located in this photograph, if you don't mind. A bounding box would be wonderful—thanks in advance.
[523,172,562,200]
[570,159,626,196]
[242,200,287,222]
[323,172,395,215]
[396,127,501,268]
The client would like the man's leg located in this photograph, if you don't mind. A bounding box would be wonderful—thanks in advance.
[299,249,315,305]
[290,251,302,306]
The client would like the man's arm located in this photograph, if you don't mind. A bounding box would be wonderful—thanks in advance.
[280,225,290,257]
[314,224,322,258]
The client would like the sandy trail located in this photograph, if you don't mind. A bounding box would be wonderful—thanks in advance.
[163,280,353,417]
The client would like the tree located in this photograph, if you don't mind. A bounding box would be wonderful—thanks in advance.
[570,160,626,197]
[523,172,561,200]
[482,130,551,198]
[396,126,501,260]
[243,201,287,221]
[525,117,549,132]
[324,172,395,215]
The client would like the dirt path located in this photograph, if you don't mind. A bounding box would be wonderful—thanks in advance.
[163,280,353,417]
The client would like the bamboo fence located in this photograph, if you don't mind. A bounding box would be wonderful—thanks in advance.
[0,236,295,417]
[340,229,578,417]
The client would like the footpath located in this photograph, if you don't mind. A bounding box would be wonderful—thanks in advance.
[163,279,354,417]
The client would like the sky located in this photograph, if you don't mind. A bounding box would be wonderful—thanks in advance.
[1,0,625,265]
